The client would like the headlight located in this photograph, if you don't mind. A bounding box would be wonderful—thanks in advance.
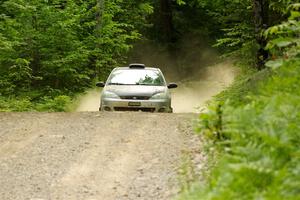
[150,92,167,100]
[102,91,120,99]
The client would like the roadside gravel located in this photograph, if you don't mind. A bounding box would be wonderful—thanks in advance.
[0,112,203,200]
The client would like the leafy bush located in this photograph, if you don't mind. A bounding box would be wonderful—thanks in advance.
[264,3,300,69]
[0,0,152,97]
[180,4,300,200]
[187,59,300,200]
[0,94,72,112]
[0,97,33,112]
[36,95,72,112]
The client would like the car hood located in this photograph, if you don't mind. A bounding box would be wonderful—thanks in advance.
[103,85,167,97]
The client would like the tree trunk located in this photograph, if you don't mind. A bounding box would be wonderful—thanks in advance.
[159,0,174,43]
[253,0,269,70]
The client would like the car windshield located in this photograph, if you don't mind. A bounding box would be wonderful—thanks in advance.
[107,69,166,86]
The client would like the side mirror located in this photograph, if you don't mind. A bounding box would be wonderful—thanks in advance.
[168,83,178,89]
[96,82,105,87]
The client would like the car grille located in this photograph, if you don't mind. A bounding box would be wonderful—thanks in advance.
[120,96,150,100]
[114,107,155,112]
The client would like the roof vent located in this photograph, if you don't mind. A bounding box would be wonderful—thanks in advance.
[129,63,145,69]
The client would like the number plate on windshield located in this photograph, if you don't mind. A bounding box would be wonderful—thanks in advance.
[128,102,141,106]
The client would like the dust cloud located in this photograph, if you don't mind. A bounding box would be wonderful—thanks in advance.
[76,38,238,113]
[76,89,101,112]
[171,61,236,113]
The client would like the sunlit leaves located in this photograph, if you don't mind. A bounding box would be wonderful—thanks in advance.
[265,59,284,69]
[176,0,186,6]
[138,2,153,14]
[265,37,295,49]
[264,3,300,69]
[0,0,151,94]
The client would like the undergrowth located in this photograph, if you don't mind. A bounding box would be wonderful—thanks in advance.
[185,59,300,200]
[0,92,73,112]
[179,4,300,200]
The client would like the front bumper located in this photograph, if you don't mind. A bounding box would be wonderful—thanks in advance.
[100,98,172,113]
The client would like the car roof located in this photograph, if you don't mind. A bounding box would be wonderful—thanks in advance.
[111,64,163,74]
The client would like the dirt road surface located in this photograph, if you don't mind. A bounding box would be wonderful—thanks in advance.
[0,112,202,200]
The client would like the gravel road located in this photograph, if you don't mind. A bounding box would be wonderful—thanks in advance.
[0,112,203,200]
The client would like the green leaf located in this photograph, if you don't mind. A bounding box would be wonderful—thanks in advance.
[176,0,186,5]
[272,37,294,48]
[289,11,300,20]
[138,3,153,14]
[270,26,279,35]
[265,59,284,69]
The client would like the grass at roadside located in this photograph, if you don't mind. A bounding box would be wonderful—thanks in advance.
[178,58,300,199]
[0,91,74,112]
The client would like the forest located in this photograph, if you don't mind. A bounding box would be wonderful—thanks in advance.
[0,0,293,111]
[1,0,300,199]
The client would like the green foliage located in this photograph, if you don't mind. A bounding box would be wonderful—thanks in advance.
[180,5,300,199]
[36,95,72,112]
[0,97,33,112]
[197,103,225,144]
[265,3,300,69]
[0,0,152,111]
[212,0,292,64]
[0,0,151,90]
[181,60,300,200]
[0,94,72,112]
[216,66,271,106]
